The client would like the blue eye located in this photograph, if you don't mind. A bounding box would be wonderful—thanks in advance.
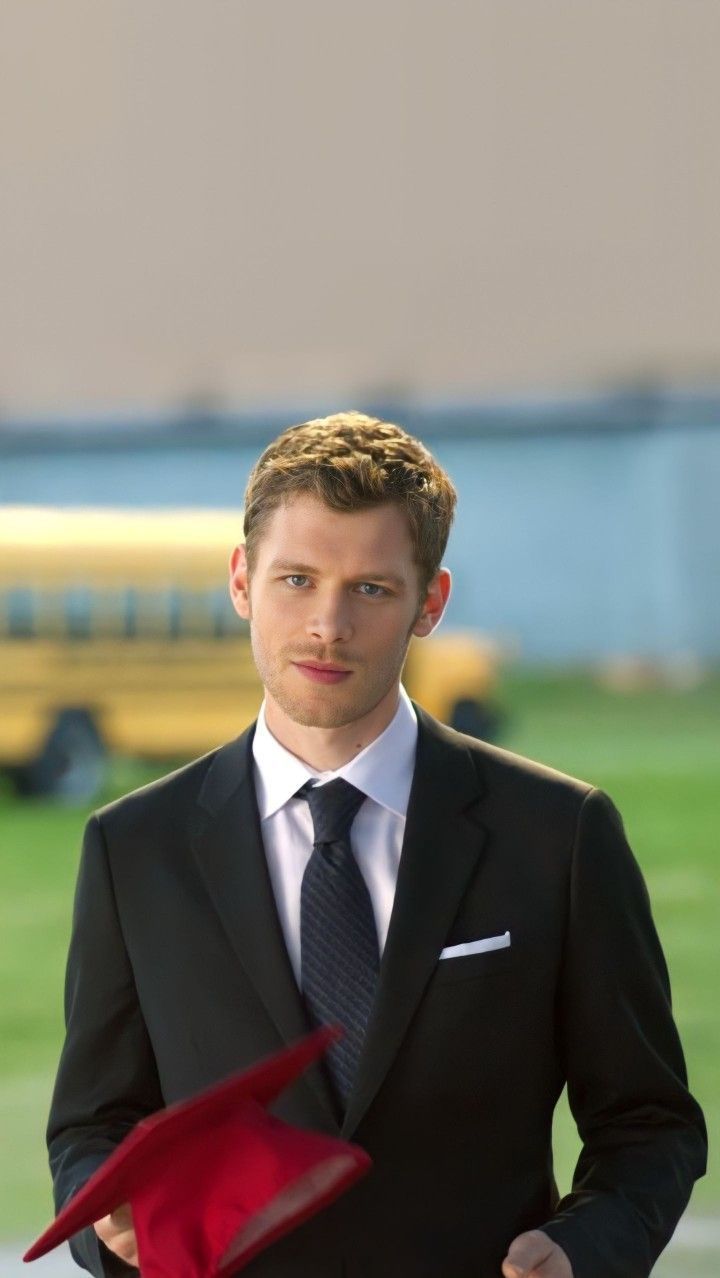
[357,583,386,597]
[285,575,309,588]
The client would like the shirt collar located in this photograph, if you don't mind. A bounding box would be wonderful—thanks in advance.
[252,685,418,821]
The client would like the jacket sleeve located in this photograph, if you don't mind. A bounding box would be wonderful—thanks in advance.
[46,814,164,1277]
[540,788,707,1278]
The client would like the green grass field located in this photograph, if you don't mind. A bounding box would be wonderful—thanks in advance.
[1,671,718,1245]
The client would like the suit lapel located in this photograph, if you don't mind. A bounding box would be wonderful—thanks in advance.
[189,710,488,1139]
[190,726,340,1128]
[342,708,488,1137]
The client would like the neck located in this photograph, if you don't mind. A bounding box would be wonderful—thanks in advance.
[264,685,401,771]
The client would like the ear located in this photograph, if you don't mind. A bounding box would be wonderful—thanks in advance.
[229,544,251,620]
[411,567,451,638]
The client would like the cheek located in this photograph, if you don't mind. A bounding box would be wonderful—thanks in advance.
[365,612,414,654]
[251,593,305,644]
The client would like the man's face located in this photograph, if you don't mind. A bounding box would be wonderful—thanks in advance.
[230,494,449,730]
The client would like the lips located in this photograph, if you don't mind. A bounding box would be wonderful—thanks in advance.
[293,662,352,685]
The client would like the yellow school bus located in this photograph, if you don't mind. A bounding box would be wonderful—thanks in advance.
[0,507,500,800]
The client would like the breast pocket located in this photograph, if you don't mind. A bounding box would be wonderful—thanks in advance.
[432,944,518,984]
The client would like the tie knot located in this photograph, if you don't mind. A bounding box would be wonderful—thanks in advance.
[296,778,366,845]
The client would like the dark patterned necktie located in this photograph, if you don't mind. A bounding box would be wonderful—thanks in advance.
[297,778,380,1106]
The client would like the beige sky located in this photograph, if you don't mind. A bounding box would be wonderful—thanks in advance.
[1,0,719,414]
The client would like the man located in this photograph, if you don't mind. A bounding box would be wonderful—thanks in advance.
[47,412,706,1278]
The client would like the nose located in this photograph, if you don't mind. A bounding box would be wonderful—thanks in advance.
[305,589,353,645]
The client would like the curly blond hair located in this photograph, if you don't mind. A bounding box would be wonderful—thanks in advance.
[243,411,456,593]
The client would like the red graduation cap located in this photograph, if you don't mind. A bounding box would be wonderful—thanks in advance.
[25,1027,371,1278]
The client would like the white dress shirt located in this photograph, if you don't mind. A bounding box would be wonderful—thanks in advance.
[252,686,418,987]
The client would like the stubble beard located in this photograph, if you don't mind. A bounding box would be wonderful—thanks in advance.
[250,632,415,729]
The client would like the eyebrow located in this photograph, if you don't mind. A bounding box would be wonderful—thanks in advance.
[267,560,407,590]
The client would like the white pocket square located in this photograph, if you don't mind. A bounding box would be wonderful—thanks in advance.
[439,930,511,960]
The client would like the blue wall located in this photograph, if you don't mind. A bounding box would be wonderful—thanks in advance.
[2,393,718,662]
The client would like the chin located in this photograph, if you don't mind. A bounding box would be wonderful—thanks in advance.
[271,683,373,730]
[282,699,363,730]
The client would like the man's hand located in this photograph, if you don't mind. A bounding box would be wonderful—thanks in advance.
[502,1229,573,1278]
[93,1202,139,1270]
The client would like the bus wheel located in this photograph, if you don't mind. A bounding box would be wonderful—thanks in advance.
[14,710,108,803]
[449,698,503,743]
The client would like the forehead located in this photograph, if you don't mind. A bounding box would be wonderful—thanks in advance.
[256,494,415,568]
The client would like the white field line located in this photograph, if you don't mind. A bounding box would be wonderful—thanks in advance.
[0,1243,75,1277]
[672,1215,720,1248]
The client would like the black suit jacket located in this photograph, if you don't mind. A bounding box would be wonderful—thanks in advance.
[47,707,706,1278]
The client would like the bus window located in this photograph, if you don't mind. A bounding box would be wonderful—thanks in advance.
[65,587,92,640]
[135,589,172,638]
[211,588,237,639]
[91,590,128,639]
[168,588,182,639]
[123,589,138,639]
[6,588,35,639]
[178,590,214,638]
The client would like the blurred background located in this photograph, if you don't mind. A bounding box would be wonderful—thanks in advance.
[1,2,718,1274]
